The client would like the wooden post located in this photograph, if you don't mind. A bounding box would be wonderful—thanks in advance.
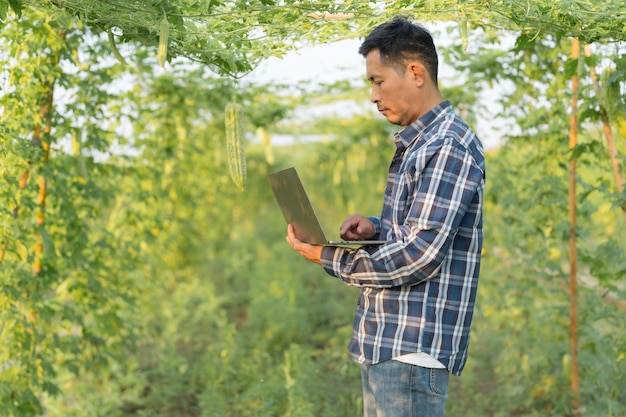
[569,37,581,417]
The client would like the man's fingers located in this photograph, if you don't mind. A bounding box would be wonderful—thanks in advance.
[286,224,295,246]
[286,224,323,265]
[286,224,301,247]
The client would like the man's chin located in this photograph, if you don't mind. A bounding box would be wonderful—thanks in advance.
[380,111,404,126]
[386,116,403,126]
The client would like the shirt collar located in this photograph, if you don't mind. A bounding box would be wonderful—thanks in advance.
[393,100,452,151]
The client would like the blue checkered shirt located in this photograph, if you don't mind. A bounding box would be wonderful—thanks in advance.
[320,100,485,376]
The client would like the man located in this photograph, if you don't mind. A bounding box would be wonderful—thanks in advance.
[286,16,485,417]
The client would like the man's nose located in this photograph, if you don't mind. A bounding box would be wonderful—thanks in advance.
[370,89,380,103]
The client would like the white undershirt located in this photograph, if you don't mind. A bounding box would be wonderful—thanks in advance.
[393,352,446,368]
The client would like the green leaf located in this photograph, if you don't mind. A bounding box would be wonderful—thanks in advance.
[569,141,600,161]
[7,0,22,17]
[0,2,8,21]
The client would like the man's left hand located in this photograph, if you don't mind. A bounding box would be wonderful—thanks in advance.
[286,224,323,265]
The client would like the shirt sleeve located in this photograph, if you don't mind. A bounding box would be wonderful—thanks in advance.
[367,215,382,238]
[320,138,484,288]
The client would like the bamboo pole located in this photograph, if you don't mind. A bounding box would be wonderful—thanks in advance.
[569,38,581,417]
[31,29,63,275]
[33,87,54,276]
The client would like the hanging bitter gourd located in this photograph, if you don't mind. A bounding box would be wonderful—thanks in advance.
[459,21,468,54]
[256,126,274,165]
[602,68,626,137]
[225,101,247,191]
[158,14,169,68]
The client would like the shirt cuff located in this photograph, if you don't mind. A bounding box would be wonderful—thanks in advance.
[367,216,382,239]
[320,245,342,278]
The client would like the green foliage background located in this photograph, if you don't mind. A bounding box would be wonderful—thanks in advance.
[1,2,626,417]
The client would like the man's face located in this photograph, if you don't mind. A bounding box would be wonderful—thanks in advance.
[365,49,421,126]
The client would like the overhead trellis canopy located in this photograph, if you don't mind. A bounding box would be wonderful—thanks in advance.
[3,0,626,75]
[485,0,626,43]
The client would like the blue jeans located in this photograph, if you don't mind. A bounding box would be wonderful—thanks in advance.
[361,360,449,417]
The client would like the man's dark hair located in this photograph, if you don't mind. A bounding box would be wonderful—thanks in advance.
[359,16,439,85]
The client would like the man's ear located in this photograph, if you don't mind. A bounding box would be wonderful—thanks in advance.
[407,62,426,86]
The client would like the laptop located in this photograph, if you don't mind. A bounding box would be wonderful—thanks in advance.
[266,167,387,246]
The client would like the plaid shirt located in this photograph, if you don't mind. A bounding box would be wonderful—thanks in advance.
[320,100,485,376]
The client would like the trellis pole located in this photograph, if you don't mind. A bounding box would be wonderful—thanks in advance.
[569,37,581,417]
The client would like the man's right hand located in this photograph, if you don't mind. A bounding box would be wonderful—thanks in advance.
[339,213,376,241]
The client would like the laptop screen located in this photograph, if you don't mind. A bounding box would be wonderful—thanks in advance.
[266,167,329,245]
